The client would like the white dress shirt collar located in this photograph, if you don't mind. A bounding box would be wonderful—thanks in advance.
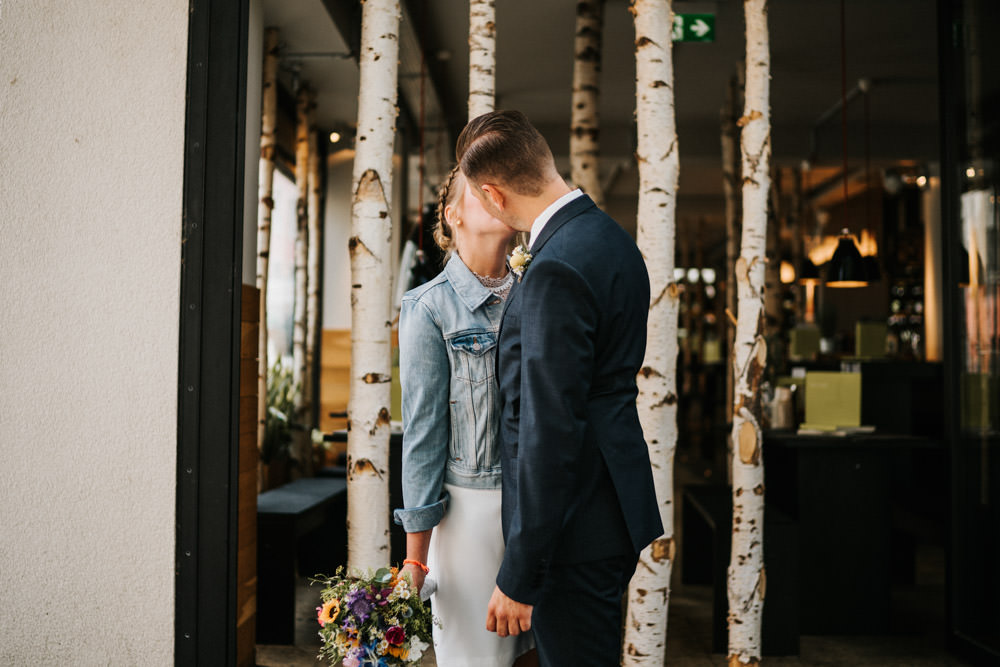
[528,188,584,250]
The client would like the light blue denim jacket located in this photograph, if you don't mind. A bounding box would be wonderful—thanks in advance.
[392,254,506,533]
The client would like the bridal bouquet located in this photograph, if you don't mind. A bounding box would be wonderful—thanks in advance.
[314,566,434,666]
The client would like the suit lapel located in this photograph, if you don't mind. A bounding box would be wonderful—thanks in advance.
[529,194,596,254]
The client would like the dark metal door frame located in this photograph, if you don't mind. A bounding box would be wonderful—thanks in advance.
[176,0,249,663]
[939,0,1000,663]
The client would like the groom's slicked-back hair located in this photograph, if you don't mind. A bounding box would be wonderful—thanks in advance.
[456,110,554,196]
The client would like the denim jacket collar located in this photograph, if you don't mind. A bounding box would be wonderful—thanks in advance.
[444,253,496,312]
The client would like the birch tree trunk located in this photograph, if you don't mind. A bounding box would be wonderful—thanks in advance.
[306,122,322,430]
[468,0,496,119]
[256,27,279,460]
[623,1,679,663]
[727,1,770,664]
[348,0,400,571]
[292,86,314,477]
[570,0,605,207]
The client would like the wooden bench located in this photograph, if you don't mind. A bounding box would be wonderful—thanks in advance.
[682,484,800,656]
[256,477,348,645]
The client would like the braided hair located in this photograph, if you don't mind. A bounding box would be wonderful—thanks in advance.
[433,165,465,263]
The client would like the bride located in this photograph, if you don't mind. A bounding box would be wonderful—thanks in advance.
[394,166,536,667]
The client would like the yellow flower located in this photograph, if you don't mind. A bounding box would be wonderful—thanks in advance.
[386,645,409,660]
[509,245,532,275]
[317,598,340,627]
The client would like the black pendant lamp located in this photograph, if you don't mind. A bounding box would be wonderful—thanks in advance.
[827,228,869,287]
[825,0,868,288]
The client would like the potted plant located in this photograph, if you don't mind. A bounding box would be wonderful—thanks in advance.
[260,358,297,490]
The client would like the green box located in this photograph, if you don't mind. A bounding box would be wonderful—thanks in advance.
[790,325,821,360]
[703,337,722,364]
[802,371,862,430]
[855,321,888,358]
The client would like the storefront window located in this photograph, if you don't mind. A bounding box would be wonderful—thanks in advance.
[943,0,1000,658]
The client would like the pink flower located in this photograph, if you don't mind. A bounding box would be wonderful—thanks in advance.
[385,625,405,646]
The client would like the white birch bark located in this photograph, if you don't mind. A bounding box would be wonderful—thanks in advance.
[306,121,322,429]
[348,0,400,571]
[727,1,770,664]
[256,27,279,456]
[570,0,605,207]
[468,0,496,119]
[292,86,313,476]
[623,1,679,663]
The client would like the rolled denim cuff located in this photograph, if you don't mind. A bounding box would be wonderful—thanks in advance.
[393,492,449,532]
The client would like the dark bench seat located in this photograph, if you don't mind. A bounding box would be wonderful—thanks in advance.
[257,477,347,645]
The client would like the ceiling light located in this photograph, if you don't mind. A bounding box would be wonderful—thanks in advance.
[329,131,342,144]
[686,268,701,283]
[780,260,796,284]
[826,229,869,288]
[966,166,976,178]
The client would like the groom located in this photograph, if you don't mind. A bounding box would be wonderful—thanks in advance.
[457,110,663,665]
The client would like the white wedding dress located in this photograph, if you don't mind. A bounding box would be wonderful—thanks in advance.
[427,483,534,667]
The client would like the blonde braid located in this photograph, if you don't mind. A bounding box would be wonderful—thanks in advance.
[433,165,463,263]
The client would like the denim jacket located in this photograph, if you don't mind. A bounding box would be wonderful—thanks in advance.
[392,254,506,533]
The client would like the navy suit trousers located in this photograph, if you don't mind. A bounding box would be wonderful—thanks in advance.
[530,552,640,666]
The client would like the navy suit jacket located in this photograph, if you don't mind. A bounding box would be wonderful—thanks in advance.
[495,194,663,605]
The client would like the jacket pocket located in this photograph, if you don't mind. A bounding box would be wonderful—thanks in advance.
[448,330,497,384]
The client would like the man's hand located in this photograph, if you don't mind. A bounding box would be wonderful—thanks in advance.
[400,563,426,593]
[486,586,533,637]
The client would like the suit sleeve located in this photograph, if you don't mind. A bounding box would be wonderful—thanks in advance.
[496,257,598,604]
[393,298,451,532]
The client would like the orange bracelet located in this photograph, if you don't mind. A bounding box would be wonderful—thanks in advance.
[403,558,430,574]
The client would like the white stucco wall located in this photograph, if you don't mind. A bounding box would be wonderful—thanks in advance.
[0,1,187,662]
[323,150,357,330]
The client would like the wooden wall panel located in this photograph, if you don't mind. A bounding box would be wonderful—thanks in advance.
[237,284,259,667]
[320,329,352,439]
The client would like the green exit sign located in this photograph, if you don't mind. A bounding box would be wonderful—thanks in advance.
[673,13,715,42]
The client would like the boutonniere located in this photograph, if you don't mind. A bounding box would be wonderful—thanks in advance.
[509,245,533,281]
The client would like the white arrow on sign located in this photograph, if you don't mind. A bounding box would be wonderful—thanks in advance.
[691,18,711,37]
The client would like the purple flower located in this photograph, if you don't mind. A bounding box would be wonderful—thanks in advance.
[347,589,375,622]
[378,587,393,606]
[385,625,405,646]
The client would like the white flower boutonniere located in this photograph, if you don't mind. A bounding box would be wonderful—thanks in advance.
[509,245,533,281]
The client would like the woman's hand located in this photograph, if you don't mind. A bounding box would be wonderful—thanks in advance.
[401,562,426,592]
